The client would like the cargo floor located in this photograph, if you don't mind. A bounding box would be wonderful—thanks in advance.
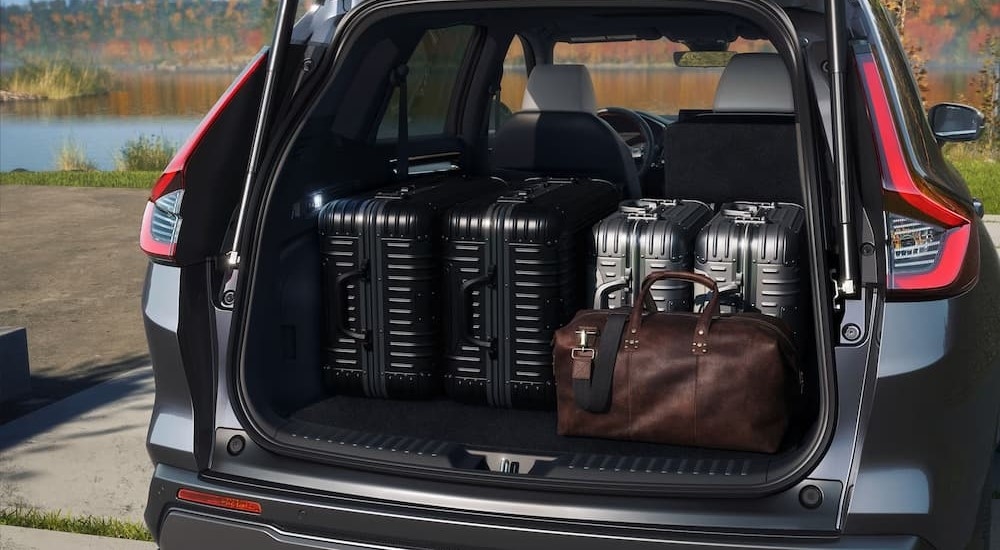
[290,395,775,458]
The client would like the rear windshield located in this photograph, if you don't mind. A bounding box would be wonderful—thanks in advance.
[553,38,776,115]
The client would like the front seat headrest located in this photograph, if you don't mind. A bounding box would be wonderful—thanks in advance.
[521,64,598,113]
[713,53,794,113]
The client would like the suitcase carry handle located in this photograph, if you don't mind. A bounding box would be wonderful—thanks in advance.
[693,281,743,311]
[335,260,370,344]
[594,277,658,312]
[460,266,496,354]
[593,278,629,309]
[627,271,720,355]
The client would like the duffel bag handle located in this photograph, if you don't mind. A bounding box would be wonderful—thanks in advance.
[626,271,720,355]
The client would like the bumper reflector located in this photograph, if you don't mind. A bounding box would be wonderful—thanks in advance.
[177,488,262,515]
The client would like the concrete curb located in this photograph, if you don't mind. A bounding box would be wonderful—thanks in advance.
[0,525,155,550]
[0,368,154,524]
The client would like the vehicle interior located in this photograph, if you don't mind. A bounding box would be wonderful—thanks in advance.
[234,4,836,494]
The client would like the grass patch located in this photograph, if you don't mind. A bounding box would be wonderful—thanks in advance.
[0,60,114,100]
[0,170,158,189]
[951,158,1000,213]
[116,135,177,172]
[0,506,152,541]
[945,152,1000,215]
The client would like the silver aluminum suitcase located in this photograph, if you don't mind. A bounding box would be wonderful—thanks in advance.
[592,199,712,312]
[694,201,806,340]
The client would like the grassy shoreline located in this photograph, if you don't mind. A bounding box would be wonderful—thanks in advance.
[0,61,115,101]
[0,171,158,189]
[0,507,152,541]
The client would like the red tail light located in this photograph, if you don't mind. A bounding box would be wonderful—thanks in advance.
[139,53,267,262]
[855,49,978,298]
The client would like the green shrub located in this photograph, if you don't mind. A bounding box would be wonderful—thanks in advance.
[0,60,114,100]
[116,135,177,172]
[54,141,97,172]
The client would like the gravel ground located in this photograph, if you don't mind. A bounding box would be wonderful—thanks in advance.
[0,185,150,423]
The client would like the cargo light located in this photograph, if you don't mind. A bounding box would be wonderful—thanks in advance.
[855,49,978,297]
[139,53,267,263]
[177,488,262,514]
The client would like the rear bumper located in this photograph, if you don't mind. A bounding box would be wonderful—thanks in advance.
[160,509,933,549]
[147,465,931,550]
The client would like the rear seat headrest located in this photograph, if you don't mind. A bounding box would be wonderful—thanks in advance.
[521,64,597,113]
[713,53,794,113]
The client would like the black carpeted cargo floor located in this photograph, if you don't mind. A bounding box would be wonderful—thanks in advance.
[292,394,760,458]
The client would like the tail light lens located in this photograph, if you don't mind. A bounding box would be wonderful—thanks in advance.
[855,49,978,298]
[139,53,266,263]
[139,177,184,260]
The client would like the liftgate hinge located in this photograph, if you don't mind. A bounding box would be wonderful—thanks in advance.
[220,260,239,309]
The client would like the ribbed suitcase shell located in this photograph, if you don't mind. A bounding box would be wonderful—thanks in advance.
[592,199,712,312]
[694,201,806,339]
[442,178,619,408]
[318,175,506,399]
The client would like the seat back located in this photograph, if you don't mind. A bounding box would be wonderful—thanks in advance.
[493,64,639,198]
[662,53,801,204]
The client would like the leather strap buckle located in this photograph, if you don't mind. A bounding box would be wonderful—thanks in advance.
[571,347,596,380]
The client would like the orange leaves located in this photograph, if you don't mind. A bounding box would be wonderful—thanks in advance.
[0,0,267,65]
[880,0,1000,66]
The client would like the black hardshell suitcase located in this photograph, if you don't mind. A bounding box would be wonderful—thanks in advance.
[318,175,507,399]
[592,199,712,312]
[694,201,806,340]
[442,177,620,408]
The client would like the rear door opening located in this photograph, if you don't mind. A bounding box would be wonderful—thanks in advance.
[227,0,841,497]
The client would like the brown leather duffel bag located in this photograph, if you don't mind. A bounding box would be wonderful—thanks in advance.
[553,271,800,453]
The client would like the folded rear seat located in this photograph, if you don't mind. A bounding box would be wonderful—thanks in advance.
[661,53,802,204]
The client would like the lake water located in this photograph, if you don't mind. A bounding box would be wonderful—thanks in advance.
[0,72,234,171]
[0,69,981,172]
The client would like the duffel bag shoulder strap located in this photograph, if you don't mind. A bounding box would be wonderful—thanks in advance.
[573,312,628,413]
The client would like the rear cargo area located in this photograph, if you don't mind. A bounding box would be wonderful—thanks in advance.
[232,4,834,493]
[236,173,822,489]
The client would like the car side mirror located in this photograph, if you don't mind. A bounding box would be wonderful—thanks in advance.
[927,103,985,143]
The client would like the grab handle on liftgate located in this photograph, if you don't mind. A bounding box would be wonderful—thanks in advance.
[335,259,370,345]
[460,266,497,354]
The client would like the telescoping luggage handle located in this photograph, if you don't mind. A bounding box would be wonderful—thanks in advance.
[573,271,722,413]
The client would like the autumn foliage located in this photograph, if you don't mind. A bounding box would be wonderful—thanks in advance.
[1,0,995,69]
[0,0,270,67]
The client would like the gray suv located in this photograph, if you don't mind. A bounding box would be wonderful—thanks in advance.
[139,0,999,548]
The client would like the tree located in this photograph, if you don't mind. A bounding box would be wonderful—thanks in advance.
[881,0,929,101]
